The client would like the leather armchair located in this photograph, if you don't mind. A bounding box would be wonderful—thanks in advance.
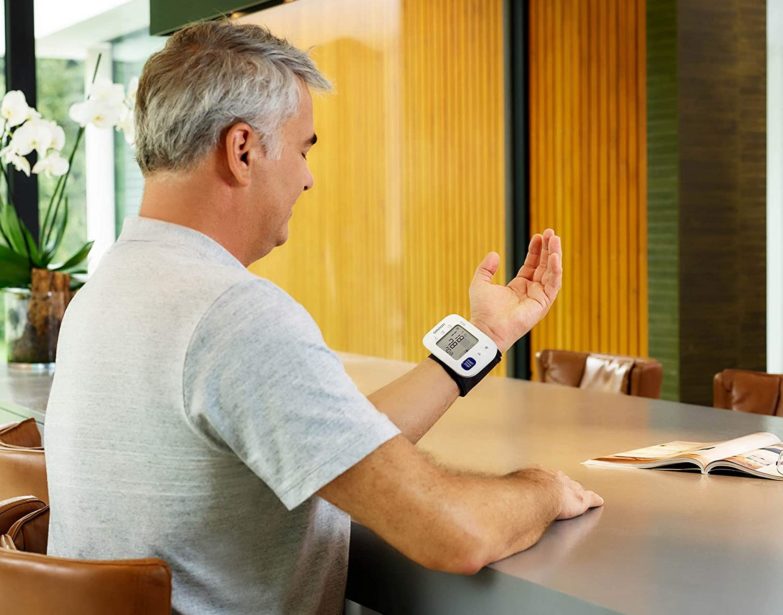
[713,369,783,416]
[0,419,41,448]
[0,444,48,503]
[0,546,172,615]
[2,502,49,554]
[536,349,663,399]
[0,496,47,537]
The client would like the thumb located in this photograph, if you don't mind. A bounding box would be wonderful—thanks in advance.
[471,251,500,287]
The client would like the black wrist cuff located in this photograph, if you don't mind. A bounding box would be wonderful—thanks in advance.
[429,349,502,397]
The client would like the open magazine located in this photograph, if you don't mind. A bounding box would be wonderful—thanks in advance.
[584,432,783,480]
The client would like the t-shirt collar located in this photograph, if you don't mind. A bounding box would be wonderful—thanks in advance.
[118,216,245,270]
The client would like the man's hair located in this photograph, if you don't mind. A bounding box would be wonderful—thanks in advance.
[135,20,331,175]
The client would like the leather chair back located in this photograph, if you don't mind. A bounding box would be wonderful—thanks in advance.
[0,495,46,535]
[0,419,42,448]
[536,349,663,398]
[713,369,783,416]
[3,503,49,554]
[0,496,47,536]
[0,547,172,615]
[0,445,48,502]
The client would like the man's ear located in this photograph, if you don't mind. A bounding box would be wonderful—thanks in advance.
[223,122,259,186]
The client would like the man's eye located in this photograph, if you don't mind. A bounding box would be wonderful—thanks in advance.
[302,152,308,160]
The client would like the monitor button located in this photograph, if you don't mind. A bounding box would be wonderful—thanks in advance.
[461,357,477,370]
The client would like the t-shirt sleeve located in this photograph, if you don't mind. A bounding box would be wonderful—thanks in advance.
[182,279,400,510]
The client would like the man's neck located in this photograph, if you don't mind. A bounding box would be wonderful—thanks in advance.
[138,171,253,266]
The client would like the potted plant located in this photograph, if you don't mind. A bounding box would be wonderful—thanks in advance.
[0,64,136,367]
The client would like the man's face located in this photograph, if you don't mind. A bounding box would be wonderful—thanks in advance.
[248,81,316,259]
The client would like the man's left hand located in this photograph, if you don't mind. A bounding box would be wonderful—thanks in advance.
[469,228,562,353]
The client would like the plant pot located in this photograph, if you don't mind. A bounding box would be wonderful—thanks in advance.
[4,287,67,369]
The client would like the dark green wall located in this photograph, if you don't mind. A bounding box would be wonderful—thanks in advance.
[149,0,282,35]
[647,0,680,401]
[647,0,767,405]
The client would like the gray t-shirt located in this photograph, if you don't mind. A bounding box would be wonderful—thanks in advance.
[45,217,399,614]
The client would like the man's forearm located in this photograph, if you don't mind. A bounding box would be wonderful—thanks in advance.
[470,468,562,563]
[320,435,566,574]
[368,357,460,443]
[375,466,564,574]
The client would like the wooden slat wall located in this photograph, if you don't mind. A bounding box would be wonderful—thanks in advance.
[529,0,648,377]
[400,0,506,370]
[242,0,507,371]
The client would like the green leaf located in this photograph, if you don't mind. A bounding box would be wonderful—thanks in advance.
[0,242,32,288]
[43,196,69,264]
[20,222,42,267]
[0,203,29,254]
[53,241,93,272]
[40,173,66,242]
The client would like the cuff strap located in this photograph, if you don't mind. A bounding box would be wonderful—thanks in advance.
[428,349,502,397]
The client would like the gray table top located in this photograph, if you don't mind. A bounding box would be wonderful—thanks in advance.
[0,363,51,425]
[7,355,783,614]
[340,353,783,615]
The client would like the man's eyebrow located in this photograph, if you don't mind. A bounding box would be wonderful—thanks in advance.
[306,133,318,147]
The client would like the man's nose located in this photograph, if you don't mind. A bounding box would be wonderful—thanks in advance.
[303,169,314,191]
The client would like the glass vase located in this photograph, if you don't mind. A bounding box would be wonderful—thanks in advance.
[4,287,67,369]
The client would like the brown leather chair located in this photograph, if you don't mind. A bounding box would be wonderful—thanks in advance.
[536,349,663,399]
[0,418,42,448]
[0,496,47,536]
[0,444,48,502]
[713,369,783,416]
[0,545,172,615]
[1,501,49,554]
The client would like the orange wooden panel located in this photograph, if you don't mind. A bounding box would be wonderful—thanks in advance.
[529,0,648,378]
[241,0,507,374]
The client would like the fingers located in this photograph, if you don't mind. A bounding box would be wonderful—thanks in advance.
[471,251,500,286]
[543,234,563,298]
[586,490,604,508]
[533,228,555,283]
[515,228,561,282]
[554,471,603,520]
[516,234,543,280]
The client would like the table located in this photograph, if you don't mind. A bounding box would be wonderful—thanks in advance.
[5,355,783,614]
[340,353,783,615]
[0,363,50,427]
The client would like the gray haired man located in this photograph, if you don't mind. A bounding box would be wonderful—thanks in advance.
[45,20,602,615]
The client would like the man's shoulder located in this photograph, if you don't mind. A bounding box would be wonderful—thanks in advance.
[200,276,312,331]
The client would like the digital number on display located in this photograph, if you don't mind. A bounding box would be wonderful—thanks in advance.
[435,325,478,360]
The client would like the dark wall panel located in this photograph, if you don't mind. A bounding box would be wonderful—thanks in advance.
[647,0,680,400]
[677,0,766,405]
[648,0,766,405]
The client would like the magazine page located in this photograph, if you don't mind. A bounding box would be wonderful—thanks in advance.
[584,439,714,469]
[584,432,782,470]
[709,441,783,479]
[688,432,781,465]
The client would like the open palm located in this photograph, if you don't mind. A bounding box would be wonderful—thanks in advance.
[469,229,562,352]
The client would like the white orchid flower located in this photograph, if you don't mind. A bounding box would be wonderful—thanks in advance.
[32,152,69,177]
[48,120,66,151]
[126,77,139,105]
[89,78,126,107]
[69,99,123,129]
[68,100,91,127]
[117,107,135,145]
[1,91,31,128]
[0,145,14,165]
[11,118,54,157]
[0,147,31,176]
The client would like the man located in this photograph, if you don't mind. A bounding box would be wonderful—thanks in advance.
[45,20,602,614]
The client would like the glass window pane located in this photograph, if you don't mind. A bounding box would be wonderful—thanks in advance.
[112,29,165,233]
[36,57,86,264]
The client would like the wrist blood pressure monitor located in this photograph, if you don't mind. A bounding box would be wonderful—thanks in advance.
[423,314,502,396]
